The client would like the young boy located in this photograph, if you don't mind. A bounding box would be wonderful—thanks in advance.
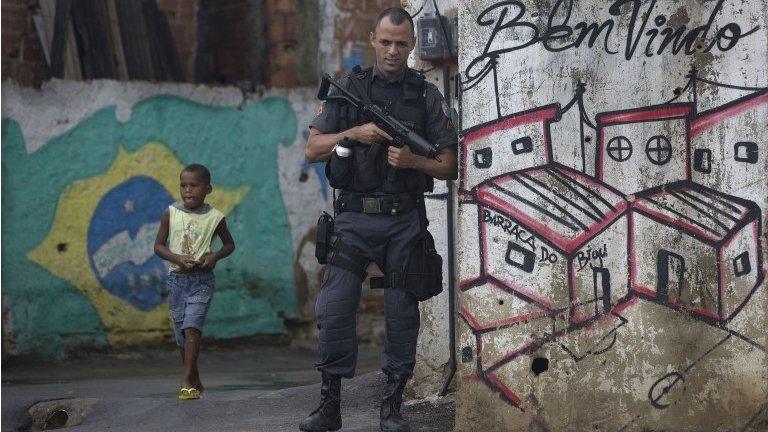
[154,164,235,400]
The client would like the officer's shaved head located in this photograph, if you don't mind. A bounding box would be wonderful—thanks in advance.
[370,7,416,78]
[374,7,414,36]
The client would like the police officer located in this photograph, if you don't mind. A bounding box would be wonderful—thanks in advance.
[300,6,457,432]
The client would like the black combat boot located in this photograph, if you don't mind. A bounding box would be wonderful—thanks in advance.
[379,373,410,432]
[299,373,342,432]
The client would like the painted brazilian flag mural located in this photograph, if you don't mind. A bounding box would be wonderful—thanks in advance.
[2,94,299,357]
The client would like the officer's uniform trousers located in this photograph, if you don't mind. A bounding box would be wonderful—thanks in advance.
[315,208,422,380]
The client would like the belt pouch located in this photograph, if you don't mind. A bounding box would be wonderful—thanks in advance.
[404,231,444,301]
[315,212,334,264]
[327,151,353,189]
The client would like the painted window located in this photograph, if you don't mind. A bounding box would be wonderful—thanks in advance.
[474,147,493,168]
[511,136,533,155]
[461,346,474,363]
[607,135,632,162]
[733,251,751,277]
[734,142,758,164]
[645,135,672,166]
[505,241,535,273]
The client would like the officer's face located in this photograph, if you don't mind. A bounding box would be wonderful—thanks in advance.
[370,16,415,78]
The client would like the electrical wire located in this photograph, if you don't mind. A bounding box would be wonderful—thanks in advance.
[410,0,429,18]
[432,0,455,59]
[662,77,693,105]
[418,65,438,74]
[694,76,767,92]
[579,104,596,129]
[663,71,766,106]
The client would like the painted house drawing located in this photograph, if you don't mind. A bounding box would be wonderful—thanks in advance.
[460,104,560,192]
[596,103,693,195]
[458,80,767,410]
[630,182,763,322]
[475,164,628,325]
[689,90,768,217]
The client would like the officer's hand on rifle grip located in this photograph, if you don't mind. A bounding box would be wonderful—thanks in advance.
[387,145,417,169]
[350,123,393,145]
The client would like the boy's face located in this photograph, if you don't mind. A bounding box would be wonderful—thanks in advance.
[179,170,212,210]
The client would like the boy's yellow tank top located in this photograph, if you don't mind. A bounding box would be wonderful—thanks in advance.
[167,203,224,272]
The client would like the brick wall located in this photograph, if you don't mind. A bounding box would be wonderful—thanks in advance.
[1,0,389,89]
[196,0,319,88]
[196,0,254,85]
[2,0,51,87]
[265,0,298,87]
[156,0,197,82]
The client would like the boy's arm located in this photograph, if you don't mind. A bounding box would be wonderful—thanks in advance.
[199,218,235,270]
[154,208,195,270]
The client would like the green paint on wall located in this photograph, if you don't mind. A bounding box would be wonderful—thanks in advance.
[1,95,299,357]
[2,119,109,357]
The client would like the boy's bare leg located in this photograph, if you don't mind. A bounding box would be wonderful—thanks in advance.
[181,328,203,391]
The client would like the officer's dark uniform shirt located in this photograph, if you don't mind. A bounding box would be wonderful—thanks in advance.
[309,66,458,154]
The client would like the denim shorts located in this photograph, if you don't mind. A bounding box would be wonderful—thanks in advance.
[167,272,214,347]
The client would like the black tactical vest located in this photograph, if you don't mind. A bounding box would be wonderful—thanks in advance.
[326,66,433,194]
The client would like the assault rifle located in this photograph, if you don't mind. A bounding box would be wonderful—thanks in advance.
[317,73,441,163]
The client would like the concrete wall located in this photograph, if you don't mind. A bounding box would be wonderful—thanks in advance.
[401,0,461,400]
[0,80,331,357]
[455,1,767,431]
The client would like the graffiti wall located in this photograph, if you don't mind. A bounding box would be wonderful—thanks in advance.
[456,1,767,431]
[1,79,322,357]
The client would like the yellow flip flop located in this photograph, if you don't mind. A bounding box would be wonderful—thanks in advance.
[178,387,201,400]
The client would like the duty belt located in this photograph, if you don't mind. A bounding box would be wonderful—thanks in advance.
[335,193,422,215]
